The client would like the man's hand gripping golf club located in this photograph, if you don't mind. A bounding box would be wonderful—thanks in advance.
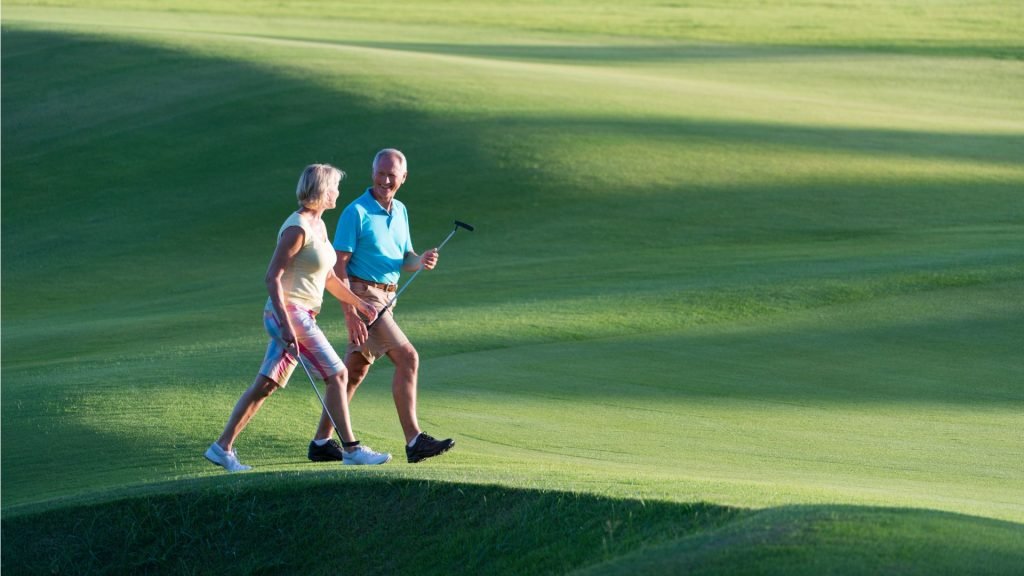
[365,219,474,329]
[283,220,474,448]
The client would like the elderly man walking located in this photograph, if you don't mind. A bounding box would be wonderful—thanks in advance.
[316,148,455,463]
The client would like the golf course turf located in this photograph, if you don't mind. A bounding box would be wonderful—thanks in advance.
[2,1,1022,573]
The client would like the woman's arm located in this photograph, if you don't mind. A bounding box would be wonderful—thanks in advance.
[265,226,305,345]
[326,269,378,324]
[333,251,371,346]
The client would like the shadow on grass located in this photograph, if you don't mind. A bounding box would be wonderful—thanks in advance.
[3,26,1020,311]
[4,23,1019,367]
[424,287,1024,405]
[0,475,739,575]
[2,475,1021,575]
[504,115,1024,166]
[577,504,1024,576]
[343,40,1024,62]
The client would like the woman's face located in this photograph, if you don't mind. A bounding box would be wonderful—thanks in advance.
[323,181,340,210]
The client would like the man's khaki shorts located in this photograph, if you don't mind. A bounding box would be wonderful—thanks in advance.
[348,282,410,363]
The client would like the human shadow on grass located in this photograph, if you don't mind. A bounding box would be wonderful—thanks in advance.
[3,476,1022,575]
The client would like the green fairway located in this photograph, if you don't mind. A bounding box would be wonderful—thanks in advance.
[2,1,1023,573]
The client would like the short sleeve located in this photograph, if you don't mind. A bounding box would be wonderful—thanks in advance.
[403,205,414,254]
[333,205,360,252]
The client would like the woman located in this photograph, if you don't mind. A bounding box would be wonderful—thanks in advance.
[205,163,391,471]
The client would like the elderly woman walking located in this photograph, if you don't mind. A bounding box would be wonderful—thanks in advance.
[205,163,391,471]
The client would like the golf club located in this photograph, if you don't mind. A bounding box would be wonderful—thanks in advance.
[286,339,347,444]
[366,219,474,329]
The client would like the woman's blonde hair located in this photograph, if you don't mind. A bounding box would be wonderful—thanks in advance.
[296,164,344,209]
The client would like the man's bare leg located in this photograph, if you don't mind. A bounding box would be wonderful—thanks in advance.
[387,342,421,444]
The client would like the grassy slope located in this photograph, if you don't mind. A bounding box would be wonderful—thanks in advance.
[2,1,1023,573]
[3,477,1022,576]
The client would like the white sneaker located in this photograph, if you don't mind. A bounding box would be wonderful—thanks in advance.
[205,443,252,472]
[342,445,392,466]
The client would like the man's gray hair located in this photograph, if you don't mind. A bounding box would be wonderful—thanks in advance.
[372,148,407,173]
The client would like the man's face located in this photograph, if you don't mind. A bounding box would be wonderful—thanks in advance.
[373,154,407,199]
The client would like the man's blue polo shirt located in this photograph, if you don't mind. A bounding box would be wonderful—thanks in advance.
[333,188,413,285]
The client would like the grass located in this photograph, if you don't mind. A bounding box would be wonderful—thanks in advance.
[3,477,1022,575]
[2,476,741,575]
[2,1,1023,573]
[7,0,1023,56]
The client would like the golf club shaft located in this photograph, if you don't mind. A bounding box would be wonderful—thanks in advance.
[366,225,460,328]
[289,340,345,442]
[383,227,457,304]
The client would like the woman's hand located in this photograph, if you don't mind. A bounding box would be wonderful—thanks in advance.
[346,306,370,346]
[357,300,379,326]
[281,323,298,355]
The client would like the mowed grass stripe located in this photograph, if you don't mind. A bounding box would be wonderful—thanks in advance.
[6,0,1023,54]
[6,9,1023,135]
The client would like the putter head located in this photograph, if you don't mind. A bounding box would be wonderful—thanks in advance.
[454,220,474,232]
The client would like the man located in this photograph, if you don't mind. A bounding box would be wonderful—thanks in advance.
[316,148,455,464]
